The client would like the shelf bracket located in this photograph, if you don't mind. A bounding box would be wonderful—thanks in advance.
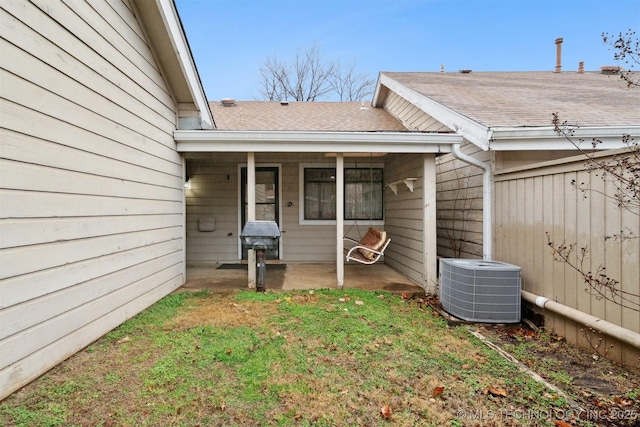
[387,178,417,195]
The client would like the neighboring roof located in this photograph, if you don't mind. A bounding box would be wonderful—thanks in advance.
[377,71,640,128]
[177,100,461,153]
[210,101,408,132]
[374,71,640,150]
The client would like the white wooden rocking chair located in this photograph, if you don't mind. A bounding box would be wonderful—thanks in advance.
[343,227,391,265]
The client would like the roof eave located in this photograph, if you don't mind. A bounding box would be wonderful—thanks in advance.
[489,126,640,150]
[373,73,493,150]
[174,130,460,153]
[133,0,214,130]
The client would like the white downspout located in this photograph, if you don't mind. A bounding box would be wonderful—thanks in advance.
[522,290,640,349]
[451,144,492,260]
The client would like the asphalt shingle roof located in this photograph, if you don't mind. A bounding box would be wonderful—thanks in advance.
[210,101,408,131]
[382,71,640,128]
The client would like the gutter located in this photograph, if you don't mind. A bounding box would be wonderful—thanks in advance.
[522,290,640,350]
[451,144,492,260]
[373,73,493,150]
[489,126,640,151]
[174,130,462,153]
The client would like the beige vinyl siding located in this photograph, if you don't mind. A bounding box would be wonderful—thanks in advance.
[435,142,489,259]
[185,159,241,263]
[494,150,640,368]
[286,159,337,261]
[0,0,183,399]
[383,91,450,132]
[380,89,476,261]
[383,154,427,286]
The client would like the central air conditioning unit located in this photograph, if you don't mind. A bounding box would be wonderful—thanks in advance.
[439,259,522,323]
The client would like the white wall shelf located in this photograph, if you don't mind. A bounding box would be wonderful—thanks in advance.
[387,178,417,195]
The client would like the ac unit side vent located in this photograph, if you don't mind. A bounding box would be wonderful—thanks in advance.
[440,259,521,323]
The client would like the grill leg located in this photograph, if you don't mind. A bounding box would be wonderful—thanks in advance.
[256,249,266,292]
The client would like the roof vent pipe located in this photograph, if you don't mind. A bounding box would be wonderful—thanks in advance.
[554,37,563,73]
[452,144,492,260]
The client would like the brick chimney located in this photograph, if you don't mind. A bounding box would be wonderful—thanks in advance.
[578,61,584,74]
[554,37,563,73]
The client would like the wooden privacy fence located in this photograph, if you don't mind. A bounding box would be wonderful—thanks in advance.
[493,148,639,369]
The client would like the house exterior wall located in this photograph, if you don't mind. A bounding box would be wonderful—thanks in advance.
[383,153,437,289]
[186,153,390,264]
[380,90,485,260]
[435,142,488,259]
[495,150,578,171]
[0,0,185,399]
[494,150,640,369]
[186,157,241,263]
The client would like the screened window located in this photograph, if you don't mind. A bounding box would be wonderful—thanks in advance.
[304,168,336,220]
[345,168,383,220]
[303,168,383,221]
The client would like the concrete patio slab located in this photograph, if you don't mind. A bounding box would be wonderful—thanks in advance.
[182,262,425,294]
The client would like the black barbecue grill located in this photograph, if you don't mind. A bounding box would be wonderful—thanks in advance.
[240,221,281,292]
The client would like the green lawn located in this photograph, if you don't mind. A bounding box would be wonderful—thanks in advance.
[1,289,579,426]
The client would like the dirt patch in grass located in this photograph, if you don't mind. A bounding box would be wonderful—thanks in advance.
[172,293,280,329]
[465,323,640,426]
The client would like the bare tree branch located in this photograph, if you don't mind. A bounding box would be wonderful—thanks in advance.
[602,29,639,88]
[330,63,376,102]
[552,113,639,215]
[258,42,374,102]
[546,233,640,312]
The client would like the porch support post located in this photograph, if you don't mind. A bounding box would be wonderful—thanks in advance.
[247,152,256,289]
[423,154,438,293]
[336,153,344,289]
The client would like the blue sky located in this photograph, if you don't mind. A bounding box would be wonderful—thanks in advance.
[174,0,639,102]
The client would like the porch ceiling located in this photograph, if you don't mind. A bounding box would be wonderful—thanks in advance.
[174,130,460,153]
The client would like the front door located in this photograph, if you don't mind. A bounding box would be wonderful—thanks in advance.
[240,166,279,260]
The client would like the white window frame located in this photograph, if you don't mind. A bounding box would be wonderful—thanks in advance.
[298,162,385,226]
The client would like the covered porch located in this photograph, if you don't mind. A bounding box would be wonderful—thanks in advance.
[176,103,462,292]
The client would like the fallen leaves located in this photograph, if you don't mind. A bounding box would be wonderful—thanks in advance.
[432,386,445,398]
[116,336,131,345]
[486,387,508,397]
[380,404,392,419]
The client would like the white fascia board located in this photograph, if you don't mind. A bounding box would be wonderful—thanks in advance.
[489,126,640,151]
[374,74,492,150]
[158,0,214,129]
[174,130,460,153]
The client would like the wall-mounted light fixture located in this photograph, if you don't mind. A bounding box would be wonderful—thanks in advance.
[184,174,191,189]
